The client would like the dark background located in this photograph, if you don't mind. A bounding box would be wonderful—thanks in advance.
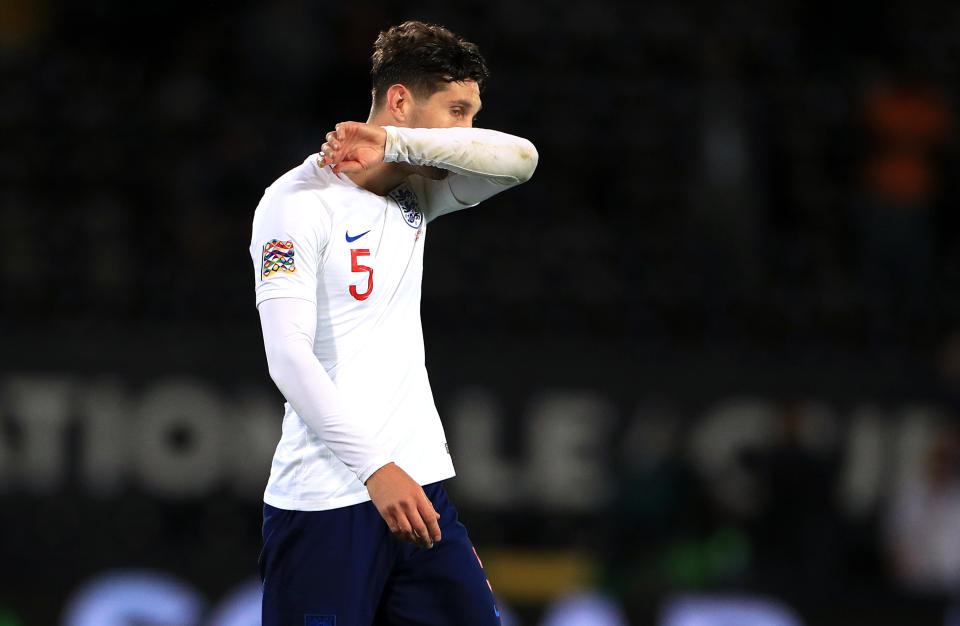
[3,0,960,624]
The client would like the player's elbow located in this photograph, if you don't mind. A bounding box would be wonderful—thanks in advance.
[514,139,539,183]
[264,345,298,389]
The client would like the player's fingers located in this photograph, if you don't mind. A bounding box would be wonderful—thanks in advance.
[402,501,433,548]
[425,510,442,545]
[324,131,341,152]
[412,521,432,548]
[392,513,417,545]
[416,499,441,544]
[320,142,338,164]
[323,142,340,156]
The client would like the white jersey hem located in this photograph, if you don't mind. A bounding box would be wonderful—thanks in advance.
[263,469,456,512]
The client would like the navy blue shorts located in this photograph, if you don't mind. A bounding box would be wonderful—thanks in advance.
[259,482,501,626]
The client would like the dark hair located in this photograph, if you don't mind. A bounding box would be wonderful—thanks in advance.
[370,21,489,109]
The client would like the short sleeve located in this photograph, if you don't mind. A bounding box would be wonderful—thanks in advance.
[249,188,329,306]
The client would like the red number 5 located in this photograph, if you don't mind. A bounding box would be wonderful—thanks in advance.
[349,249,373,301]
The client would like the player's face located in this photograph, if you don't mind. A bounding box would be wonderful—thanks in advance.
[408,80,482,129]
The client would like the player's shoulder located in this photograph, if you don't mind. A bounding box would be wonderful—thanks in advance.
[256,155,337,219]
[263,154,336,199]
[252,155,344,243]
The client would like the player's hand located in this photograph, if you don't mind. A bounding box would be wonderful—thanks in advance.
[318,122,387,174]
[365,462,442,549]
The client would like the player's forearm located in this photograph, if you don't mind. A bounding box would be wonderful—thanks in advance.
[259,300,391,483]
[383,126,539,185]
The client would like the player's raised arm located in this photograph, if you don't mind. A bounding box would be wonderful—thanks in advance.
[385,125,538,218]
[383,125,538,185]
[320,121,538,218]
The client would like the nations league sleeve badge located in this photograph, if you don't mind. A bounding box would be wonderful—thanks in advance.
[261,239,296,278]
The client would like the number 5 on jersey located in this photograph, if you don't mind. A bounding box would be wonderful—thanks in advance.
[350,249,373,301]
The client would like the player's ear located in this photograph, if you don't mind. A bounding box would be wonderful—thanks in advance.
[385,84,413,124]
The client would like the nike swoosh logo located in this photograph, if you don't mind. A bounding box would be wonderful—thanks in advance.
[345,230,371,242]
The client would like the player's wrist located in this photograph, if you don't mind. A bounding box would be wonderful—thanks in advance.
[381,126,401,163]
[364,461,397,486]
[373,125,387,148]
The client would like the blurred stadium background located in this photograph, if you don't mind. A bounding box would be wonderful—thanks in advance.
[3,0,960,624]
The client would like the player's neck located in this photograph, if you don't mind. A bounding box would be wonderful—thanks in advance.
[345,162,407,197]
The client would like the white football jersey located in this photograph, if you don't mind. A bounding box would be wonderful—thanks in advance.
[250,154,454,510]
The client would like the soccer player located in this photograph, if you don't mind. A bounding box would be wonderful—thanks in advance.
[249,20,538,626]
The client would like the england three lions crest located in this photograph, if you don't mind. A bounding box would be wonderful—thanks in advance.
[389,184,423,229]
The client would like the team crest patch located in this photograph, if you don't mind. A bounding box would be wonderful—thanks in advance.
[389,184,424,228]
[261,239,296,278]
[304,615,336,626]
